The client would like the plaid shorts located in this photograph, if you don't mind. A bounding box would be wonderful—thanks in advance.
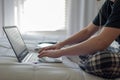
[79,48,120,79]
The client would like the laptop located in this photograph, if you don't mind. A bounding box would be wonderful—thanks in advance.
[3,26,62,63]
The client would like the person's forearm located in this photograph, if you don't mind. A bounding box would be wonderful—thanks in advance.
[59,29,91,46]
[58,23,98,47]
[59,35,110,56]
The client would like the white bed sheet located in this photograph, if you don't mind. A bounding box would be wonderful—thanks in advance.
[0,38,120,80]
[1,56,119,80]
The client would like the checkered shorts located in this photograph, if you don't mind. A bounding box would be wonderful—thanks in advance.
[79,47,120,79]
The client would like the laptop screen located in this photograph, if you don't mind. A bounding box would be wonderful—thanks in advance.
[3,26,28,62]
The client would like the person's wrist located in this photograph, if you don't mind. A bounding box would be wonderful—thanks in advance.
[56,49,64,57]
[57,42,65,48]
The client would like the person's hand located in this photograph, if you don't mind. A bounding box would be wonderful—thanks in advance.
[38,43,62,58]
[38,43,62,53]
[38,49,61,58]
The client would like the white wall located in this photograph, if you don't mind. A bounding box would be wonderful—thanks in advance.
[0,0,15,38]
[0,0,3,36]
[0,0,15,26]
[4,0,15,26]
[0,0,15,37]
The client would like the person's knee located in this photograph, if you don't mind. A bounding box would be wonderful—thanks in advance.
[84,52,120,79]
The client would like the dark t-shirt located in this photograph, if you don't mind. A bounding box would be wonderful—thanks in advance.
[93,0,120,44]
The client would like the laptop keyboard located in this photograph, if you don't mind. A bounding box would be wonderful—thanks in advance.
[26,53,62,63]
[27,53,39,62]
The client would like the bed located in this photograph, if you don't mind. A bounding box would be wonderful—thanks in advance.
[0,37,120,80]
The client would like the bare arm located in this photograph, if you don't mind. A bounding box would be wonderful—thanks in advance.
[38,23,100,58]
[38,22,99,52]
[58,22,99,47]
[59,27,120,56]
[38,23,120,58]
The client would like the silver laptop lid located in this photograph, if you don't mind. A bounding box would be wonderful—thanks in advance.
[3,26,28,62]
